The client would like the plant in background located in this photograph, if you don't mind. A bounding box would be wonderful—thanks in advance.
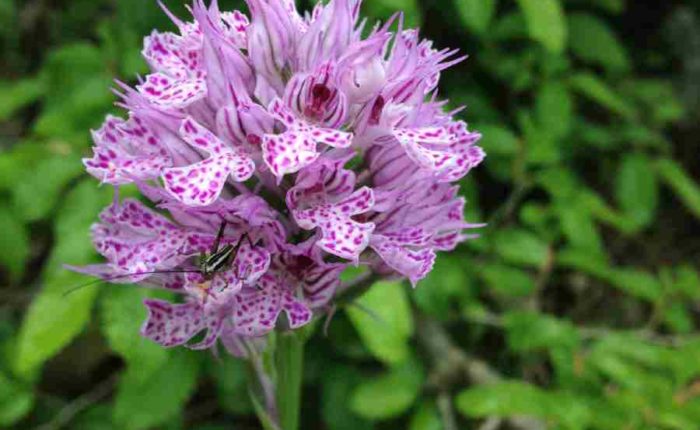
[77,0,483,427]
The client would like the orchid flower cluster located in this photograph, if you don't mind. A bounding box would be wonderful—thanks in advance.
[81,0,484,353]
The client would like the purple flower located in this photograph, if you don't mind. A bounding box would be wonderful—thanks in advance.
[81,0,484,351]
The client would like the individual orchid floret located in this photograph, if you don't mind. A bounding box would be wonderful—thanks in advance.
[141,240,271,349]
[389,121,485,182]
[233,264,312,336]
[262,98,352,180]
[91,199,211,279]
[284,63,348,128]
[370,228,436,287]
[294,186,375,262]
[84,115,171,185]
[140,29,207,108]
[162,117,255,206]
[288,160,375,261]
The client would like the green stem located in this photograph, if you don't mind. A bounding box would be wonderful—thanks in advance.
[275,331,304,430]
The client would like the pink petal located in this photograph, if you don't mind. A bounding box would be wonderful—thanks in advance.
[162,117,255,206]
[141,300,205,347]
[137,73,207,108]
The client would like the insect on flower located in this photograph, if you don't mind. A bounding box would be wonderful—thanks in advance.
[66,219,254,296]
[197,221,252,279]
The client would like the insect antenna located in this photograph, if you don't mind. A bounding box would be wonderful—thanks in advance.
[62,269,203,297]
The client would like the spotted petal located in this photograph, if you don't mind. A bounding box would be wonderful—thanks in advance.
[163,117,255,206]
[371,231,435,287]
[262,131,319,180]
[92,199,190,274]
[294,187,376,261]
[310,127,353,148]
[233,242,271,285]
[394,122,484,182]
[143,31,202,78]
[84,115,170,185]
[233,273,312,336]
[221,11,249,49]
[141,300,206,348]
[262,98,353,180]
[137,73,207,108]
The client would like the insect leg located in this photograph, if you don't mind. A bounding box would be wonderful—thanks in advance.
[212,220,228,254]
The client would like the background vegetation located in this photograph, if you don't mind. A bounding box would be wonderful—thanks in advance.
[1,0,700,429]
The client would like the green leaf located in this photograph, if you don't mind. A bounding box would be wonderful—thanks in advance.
[569,73,636,119]
[670,265,700,300]
[113,350,199,430]
[12,154,84,222]
[519,203,556,238]
[536,81,574,139]
[474,123,519,156]
[568,13,630,72]
[615,153,658,229]
[479,48,536,91]
[350,358,425,420]
[504,312,580,352]
[557,247,611,280]
[33,43,113,140]
[574,119,620,150]
[71,404,115,430]
[656,158,700,220]
[456,381,591,428]
[537,168,579,201]
[480,264,536,298]
[33,76,115,140]
[415,256,476,318]
[363,0,421,27]
[13,180,111,377]
[515,0,567,53]
[663,302,693,334]
[456,381,550,417]
[608,269,662,301]
[101,287,168,382]
[557,202,604,255]
[322,365,375,430]
[519,110,560,165]
[560,248,661,301]
[588,0,625,14]
[0,77,45,121]
[588,335,672,391]
[346,281,414,365]
[0,141,48,190]
[208,356,251,415]
[456,0,497,35]
[409,401,442,430]
[40,43,107,108]
[0,371,34,426]
[493,229,550,268]
[619,79,685,127]
[0,207,29,283]
[580,189,637,234]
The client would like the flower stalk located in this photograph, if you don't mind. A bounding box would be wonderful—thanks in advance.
[274,331,304,430]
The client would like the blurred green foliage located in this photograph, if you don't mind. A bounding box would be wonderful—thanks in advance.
[1,0,699,429]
